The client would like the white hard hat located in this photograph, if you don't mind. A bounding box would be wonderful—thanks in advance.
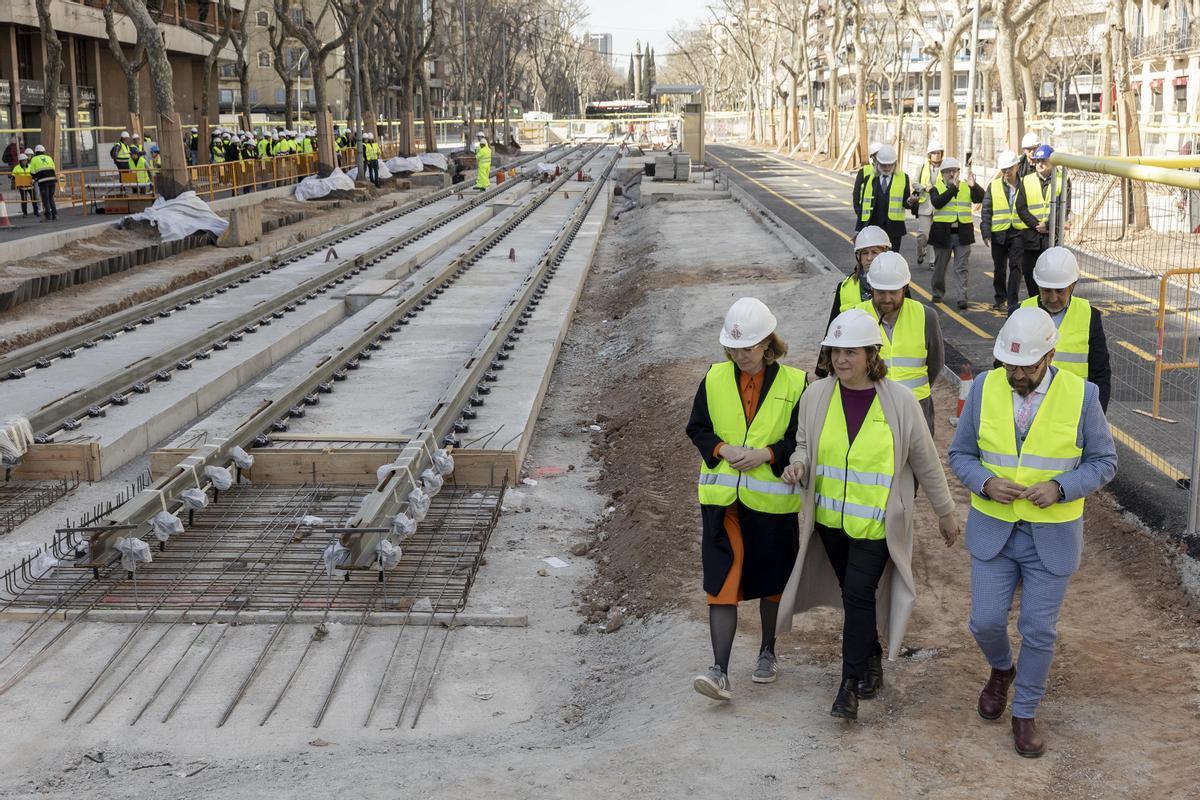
[927,140,944,154]
[868,141,882,157]
[875,144,897,165]
[23,148,33,156]
[120,130,130,138]
[191,126,198,132]
[719,297,777,348]
[996,149,1021,170]
[867,251,910,291]
[1033,247,1080,289]
[854,225,891,252]
[821,308,883,348]
[940,156,961,171]
[34,144,45,153]
[17,152,27,160]
[994,306,1058,366]
[132,133,141,139]
[1021,132,1041,149]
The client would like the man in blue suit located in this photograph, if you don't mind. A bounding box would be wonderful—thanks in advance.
[949,306,1117,758]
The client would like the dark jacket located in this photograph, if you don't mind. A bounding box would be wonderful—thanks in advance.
[686,361,803,598]
[1030,297,1112,411]
[855,171,919,237]
[1017,154,1037,179]
[1015,171,1072,250]
[928,179,986,247]
[980,177,1022,245]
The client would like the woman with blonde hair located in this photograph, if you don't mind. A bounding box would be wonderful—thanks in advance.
[778,308,959,720]
[686,297,808,702]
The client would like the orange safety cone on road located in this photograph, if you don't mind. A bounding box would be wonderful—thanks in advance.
[0,197,10,228]
[956,365,974,417]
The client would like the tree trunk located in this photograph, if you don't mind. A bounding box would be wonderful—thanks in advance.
[995,16,1025,151]
[1019,60,1038,117]
[238,65,251,131]
[419,71,437,153]
[1100,26,1113,155]
[939,54,957,153]
[1108,0,1147,228]
[34,0,64,161]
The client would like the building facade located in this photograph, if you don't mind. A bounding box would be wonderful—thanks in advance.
[1128,0,1200,141]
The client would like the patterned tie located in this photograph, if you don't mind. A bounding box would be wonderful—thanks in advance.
[1016,393,1035,441]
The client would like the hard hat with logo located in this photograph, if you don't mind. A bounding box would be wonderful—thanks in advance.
[719,297,777,348]
[1033,247,1079,289]
[866,251,910,290]
[34,144,45,153]
[875,144,897,165]
[1033,144,1054,160]
[940,156,961,172]
[821,308,883,348]
[927,140,944,154]
[854,225,891,252]
[1021,132,1041,149]
[996,149,1021,170]
[994,306,1058,366]
[868,142,882,157]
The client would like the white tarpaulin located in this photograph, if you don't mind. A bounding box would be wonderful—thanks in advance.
[419,153,449,171]
[126,190,229,243]
[294,167,355,201]
[536,162,558,175]
[385,156,425,174]
[348,161,396,182]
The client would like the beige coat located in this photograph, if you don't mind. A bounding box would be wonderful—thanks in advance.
[775,376,956,660]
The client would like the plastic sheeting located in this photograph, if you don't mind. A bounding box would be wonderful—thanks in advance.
[116,537,152,572]
[32,551,59,578]
[150,510,184,542]
[536,162,558,175]
[391,511,417,541]
[376,539,401,570]
[179,488,208,510]
[385,156,425,174]
[294,167,355,201]
[419,468,443,497]
[230,446,254,470]
[432,448,455,476]
[420,153,449,172]
[299,515,324,529]
[0,416,34,461]
[323,542,351,577]
[407,486,430,522]
[205,465,233,491]
[126,190,229,243]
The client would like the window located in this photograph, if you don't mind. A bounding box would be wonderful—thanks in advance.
[285,47,303,68]
[275,88,286,105]
[74,39,90,86]
[249,88,258,104]
[258,51,271,68]
[218,62,236,78]
[256,9,269,26]
[304,89,314,104]
[219,89,234,105]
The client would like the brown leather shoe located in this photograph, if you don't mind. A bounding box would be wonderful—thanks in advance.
[977,665,1016,720]
[1012,716,1045,757]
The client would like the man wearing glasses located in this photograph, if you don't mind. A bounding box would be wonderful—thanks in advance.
[1014,144,1071,306]
[949,307,1116,758]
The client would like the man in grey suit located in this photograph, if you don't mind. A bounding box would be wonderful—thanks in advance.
[949,306,1117,758]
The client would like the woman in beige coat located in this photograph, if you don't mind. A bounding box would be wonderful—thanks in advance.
[779,308,959,721]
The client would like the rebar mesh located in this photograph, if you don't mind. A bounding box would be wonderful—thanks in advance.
[0,477,78,535]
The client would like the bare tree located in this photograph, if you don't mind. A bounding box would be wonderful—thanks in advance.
[994,0,1048,145]
[181,0,233,164]
[228,0,254,131]
[901,0,983,154]
[103,1,147,127]
[267,21,297,130]
[32,0,64,160]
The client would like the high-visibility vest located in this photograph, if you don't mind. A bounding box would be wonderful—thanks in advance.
[29,153,56,181]
[696,361,807,514]
[258,139,270,159]
[1022,170,1064,225]
[988,178,1026,232]
[838,275,865,313]
[814,386,895,539]
[918,161,933,204]
[364,142,379,160]
[972,367,1086,523]
[11,163,33,188]
[932,177,973,224]
[860,172,907,222]
[1020,296,1091,378]
[211,142,225,163]
[475,144,492,188]
[302,137,313,154]
[858,298,930,400]
[114,141,132,164]
[857,164,876,207]
[130,155,149,184]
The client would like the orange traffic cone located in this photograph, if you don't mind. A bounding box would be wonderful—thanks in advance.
[0,197,10,228]
[956,365,974,417]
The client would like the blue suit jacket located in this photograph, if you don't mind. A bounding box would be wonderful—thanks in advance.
[948,368,1118,576]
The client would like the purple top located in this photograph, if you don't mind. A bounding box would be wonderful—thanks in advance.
[840,385,877,443]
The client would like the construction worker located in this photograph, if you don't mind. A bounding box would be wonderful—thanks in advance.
[186,127,199,165]
[949,306,1116,758]
[1015,144,1070,304]
[111,131,133,177]
[29,144,57,221]
[473,132,492,191]
[1018,132,1041,178]
[854,144,919,253]
[981,149,1028,312]
[210,131,226,164]
[686,297,807,702]
[828,225,891,327]
[301,130,314,154]
[778,307,958,721]
[855,252,944,432]
[928,156,985,309]
[913,140,944,267]
[129,146,151,192]
[10,153,39,217]
[1020,247,1111,411]
[850,142,882,220]
[363,132,381,187]
[149,143,162,171]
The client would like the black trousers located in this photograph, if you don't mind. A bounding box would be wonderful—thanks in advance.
[1020,246,1041,300]
[816,524,890,682]
[38,181,57,219]
[888,232,903,253]
[990,237,1027,312]
[367,159,379,186]
[17,187,38,215]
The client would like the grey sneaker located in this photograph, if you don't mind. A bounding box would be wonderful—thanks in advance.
[752,650,779,684]
[693,665,732,702]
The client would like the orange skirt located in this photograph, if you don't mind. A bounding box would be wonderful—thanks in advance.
[706,506,784,606]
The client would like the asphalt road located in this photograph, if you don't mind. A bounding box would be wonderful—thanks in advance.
[707,143,1195,537]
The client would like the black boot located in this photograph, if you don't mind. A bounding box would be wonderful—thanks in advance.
[831,677,859,720]
[857,650,883,699]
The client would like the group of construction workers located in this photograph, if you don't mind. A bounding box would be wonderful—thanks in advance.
[5,141,59,221]
[690,132,1117,761]
[109,131,162,191]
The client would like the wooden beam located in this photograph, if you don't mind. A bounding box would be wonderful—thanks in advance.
[8,441,102,481]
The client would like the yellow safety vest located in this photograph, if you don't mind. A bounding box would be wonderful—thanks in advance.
[860,171,907,222]
[918,161,933,203]
[130,156,149,184]
[258,139,270,159]
[858,298,930,400]
[972,367,1085,523]
[29,154,56,180]
[697,361,807,514]
[857,164,875,207]
[838,275,864,313]
[302,137,313,154]
[115,141,131,162]
[932,177,973,224]
[1020,296,1091,378]
[814,386,894,539]
[475,144,492,188]
[1022,171,1064,225]
[989,178,1026,232]
[11,164,32,188]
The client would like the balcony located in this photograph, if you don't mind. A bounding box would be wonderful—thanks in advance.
[1130,21,1200,59]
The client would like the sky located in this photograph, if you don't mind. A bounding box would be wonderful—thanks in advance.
[580,0,706,69]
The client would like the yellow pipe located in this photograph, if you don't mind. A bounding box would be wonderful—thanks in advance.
[1101,155,1200,168]
[1049,151,1200,191]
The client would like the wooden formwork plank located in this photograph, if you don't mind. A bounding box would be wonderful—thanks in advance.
[8,441,102,481]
